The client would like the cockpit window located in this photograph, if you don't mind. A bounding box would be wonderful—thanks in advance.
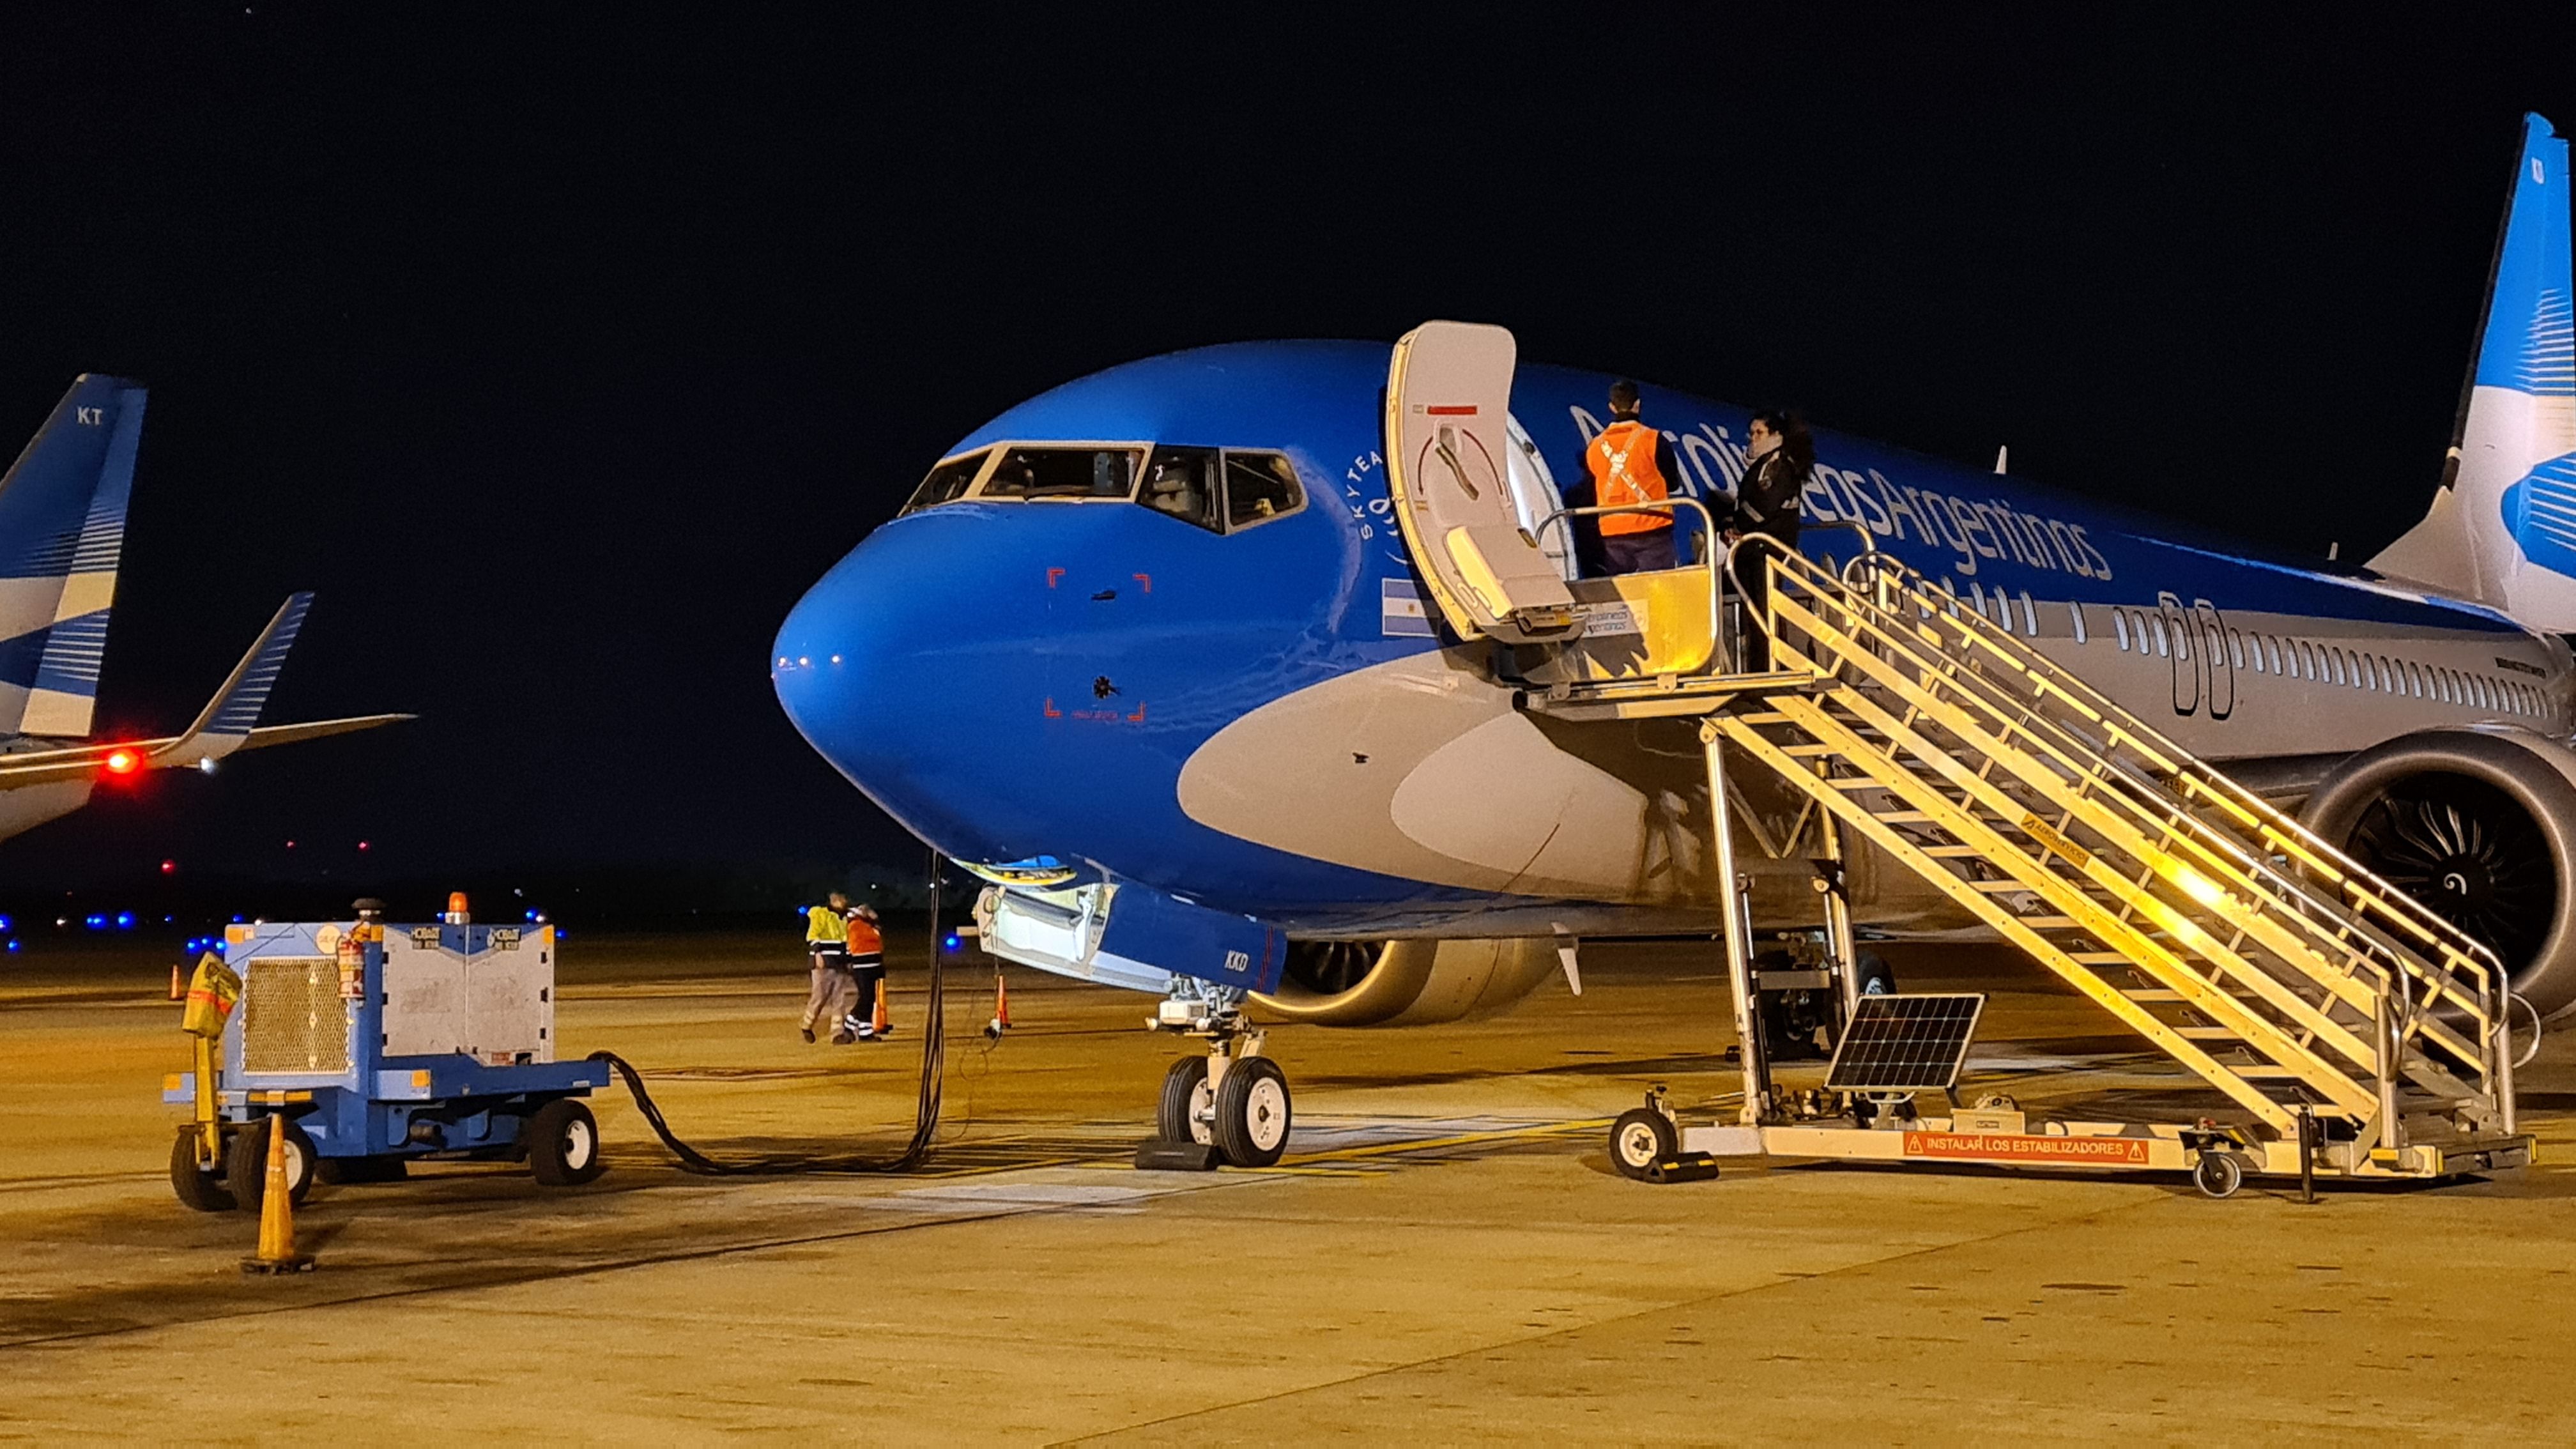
[1223,451,1304,530]
[1142,447,1220,532]
[903,449,988,514]
[978,445,1142,501]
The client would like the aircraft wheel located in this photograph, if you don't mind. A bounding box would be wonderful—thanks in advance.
[1213,1057,1292,1168]
[1854,952,1896,997]
[1157,1055,1215,1146]
[224,1116,316,1213]
[527,1099,606,1186]
[169,1126,235,1213]
[2193,1151,2246,1200]
[1611,1108,1676,1181]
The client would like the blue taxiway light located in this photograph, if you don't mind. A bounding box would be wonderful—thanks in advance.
[116,912,134,929]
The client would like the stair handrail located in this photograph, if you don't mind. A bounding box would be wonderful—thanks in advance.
[1751,545,2503,1058]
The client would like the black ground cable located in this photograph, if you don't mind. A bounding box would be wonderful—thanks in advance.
[588,848,951,1175]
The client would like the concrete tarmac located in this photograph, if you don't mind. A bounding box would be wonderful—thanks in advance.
[3,931,2571,1444]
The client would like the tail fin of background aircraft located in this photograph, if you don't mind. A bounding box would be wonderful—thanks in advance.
[0,375,144,739]
[2371,114,2576,625]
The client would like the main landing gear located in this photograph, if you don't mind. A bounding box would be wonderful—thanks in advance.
[1144,981,1292,1168]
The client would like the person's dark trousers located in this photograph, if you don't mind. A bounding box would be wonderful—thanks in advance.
[1601,527,1676,576]
[841,957,887,1036]
[1735,528,1802,673]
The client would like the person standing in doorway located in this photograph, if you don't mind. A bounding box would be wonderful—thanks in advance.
[1585,380,1686,575]
[799,891,850,1043]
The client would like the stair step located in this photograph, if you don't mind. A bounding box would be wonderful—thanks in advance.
[1873,811,1936,824]
[2122,988,2185,1002]
[1924,844,1984,858]
[2176,1026,2239,1041]
[2068,951,2131,965]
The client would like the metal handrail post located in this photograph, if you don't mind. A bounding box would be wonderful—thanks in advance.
[1702,719,1770,1125]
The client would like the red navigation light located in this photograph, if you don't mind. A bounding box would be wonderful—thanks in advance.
[160,859,176,875]
[103,749,139,776]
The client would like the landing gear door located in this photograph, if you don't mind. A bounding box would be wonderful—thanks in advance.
[1385,321,1577,643]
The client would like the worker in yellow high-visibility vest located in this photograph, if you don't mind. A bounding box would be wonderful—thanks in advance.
[799,891,850,1043]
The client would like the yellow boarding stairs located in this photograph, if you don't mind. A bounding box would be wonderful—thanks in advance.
[1378,318,2529,1192]
[1545,542,2534,1189]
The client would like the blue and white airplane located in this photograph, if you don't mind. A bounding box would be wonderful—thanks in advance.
[0,375,406,844]
[776,114,2576,1150]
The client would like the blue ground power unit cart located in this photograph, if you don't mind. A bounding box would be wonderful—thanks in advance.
[165,903,610,1212]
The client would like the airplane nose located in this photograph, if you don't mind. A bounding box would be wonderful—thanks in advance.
[771,514,1031,859]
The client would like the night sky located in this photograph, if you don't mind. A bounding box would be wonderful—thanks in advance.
[3,6,2573,900]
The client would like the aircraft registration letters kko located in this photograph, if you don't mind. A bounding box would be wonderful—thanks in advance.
[1901,1130,2151,1166]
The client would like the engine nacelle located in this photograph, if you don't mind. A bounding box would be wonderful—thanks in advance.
[1252,937,1561,1027]
[2301,724,2576,1021]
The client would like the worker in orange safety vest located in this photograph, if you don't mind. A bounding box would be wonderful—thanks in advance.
[1583,379,1686,575]
[836,903,889,1044]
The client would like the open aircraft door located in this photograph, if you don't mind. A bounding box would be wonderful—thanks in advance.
[1384,321,1579,643]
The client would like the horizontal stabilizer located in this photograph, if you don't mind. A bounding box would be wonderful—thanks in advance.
[149,592,310,768]
[0,594,408,791]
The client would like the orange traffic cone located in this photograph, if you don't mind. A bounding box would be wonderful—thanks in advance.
[240,1116,314,1275]
[871,977,891,1036]
[168,961,184,1002]
[988,970,1012,1037]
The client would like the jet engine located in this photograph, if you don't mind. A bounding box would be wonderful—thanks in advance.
[1253,937,1562,1027]
[2301,724,2576,1021]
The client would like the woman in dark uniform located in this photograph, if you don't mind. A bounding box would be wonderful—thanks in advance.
[1727,410,1814,671]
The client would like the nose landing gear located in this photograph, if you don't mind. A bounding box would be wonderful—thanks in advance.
[1140,982,1293,1169]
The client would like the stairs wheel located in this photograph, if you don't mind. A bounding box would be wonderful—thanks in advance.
[1611,1108,1677,1181]
[2192,1152,2246,1200]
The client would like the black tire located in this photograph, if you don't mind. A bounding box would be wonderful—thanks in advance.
[1611,1108,1677,1181]
[224,1116,316,1214]
[169,1126,235,1213]
[2193,1151,2246,1199]
[526,1098,605,1186]
[1212,1057,1292,1169]
[1157,1055,1213,1145]
[316,1155,410,1185]
[1853,952,1896,997]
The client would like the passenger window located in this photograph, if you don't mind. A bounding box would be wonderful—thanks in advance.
[2069,602,2088,645]
[982,447,1142,501]
[903,449,988,514]
[1222,451,1305,530]
[2149,614,2169,657]
[1141,447,1220,532]
[2018,591,2037,635]
[2113,611,2130,651]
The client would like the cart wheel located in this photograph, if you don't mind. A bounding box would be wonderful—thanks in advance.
[169,1126,235,1213]
[224,1116,317,1213]
[1213,1056,1292,1169]
[2193,1152,2245,1200]
[1157,1055,1215,1146]
[526,1098,605,1186]
[1611,1107,1677,1181]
